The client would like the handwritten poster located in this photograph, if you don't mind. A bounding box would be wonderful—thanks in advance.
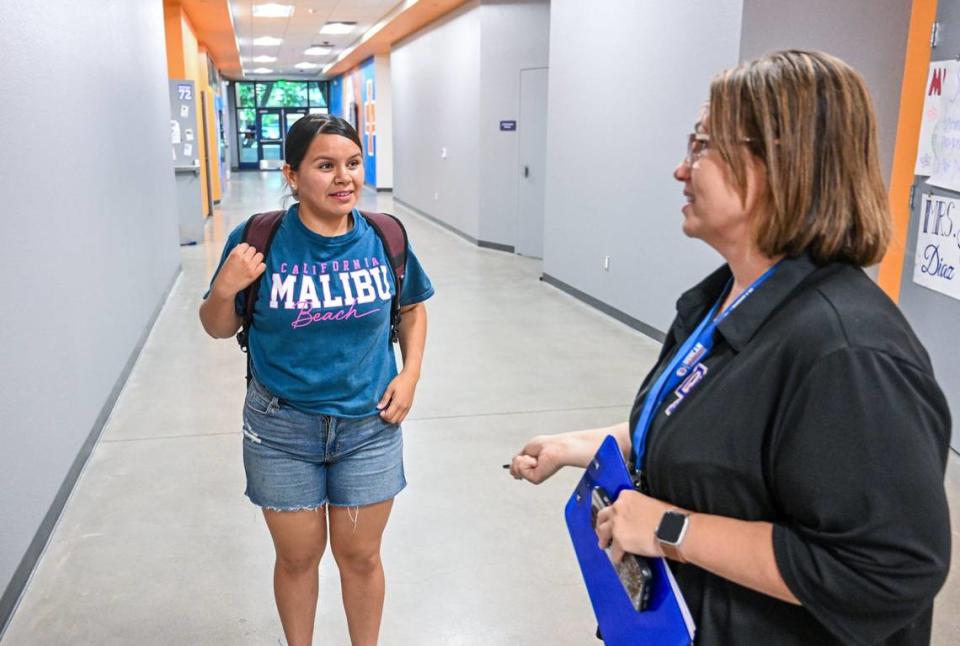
[913,193,960,301]
[915,60,960,191]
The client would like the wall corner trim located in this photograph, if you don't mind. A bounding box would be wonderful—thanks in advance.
[540,273,666,343]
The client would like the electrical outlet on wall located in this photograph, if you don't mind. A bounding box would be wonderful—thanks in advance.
[603,256,610,271]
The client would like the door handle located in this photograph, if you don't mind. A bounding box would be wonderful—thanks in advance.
[523,165,530,178]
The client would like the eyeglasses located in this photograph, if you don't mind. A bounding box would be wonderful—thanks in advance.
[683,132,756,166]
[684,133,712,166]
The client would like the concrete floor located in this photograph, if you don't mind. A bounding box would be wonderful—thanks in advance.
[2,171,958,645]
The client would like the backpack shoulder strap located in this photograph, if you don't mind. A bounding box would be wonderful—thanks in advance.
[360,211,409,343]
[239,210,285,325]
[360,211,408,280]
[237,210,285,383]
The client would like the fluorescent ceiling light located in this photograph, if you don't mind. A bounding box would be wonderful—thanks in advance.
[252,4,294,18]
[252,55,277,63]
[253,36,283,46]
[295,62,319,70]
[251,67,274,74]
[304,46,333,56]
[319,22,356,35]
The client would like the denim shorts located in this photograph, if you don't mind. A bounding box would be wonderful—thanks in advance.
[241,378,406,511]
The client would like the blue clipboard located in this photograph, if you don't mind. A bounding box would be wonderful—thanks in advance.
[565,435,695,646]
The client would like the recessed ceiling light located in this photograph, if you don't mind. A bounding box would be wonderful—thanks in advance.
[319,21,356,35]
[304,46,333,56]
[252,55,277,63]
[251,67,274,74]
[295,62,319,70]
[252,4,294,18]
[253,36,283,47]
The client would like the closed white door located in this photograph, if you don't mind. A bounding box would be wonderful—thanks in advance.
[517,67,549,258]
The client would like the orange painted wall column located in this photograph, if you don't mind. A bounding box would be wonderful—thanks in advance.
[163,0,215,216]
[197,48,223,203]
[878,0,938,301]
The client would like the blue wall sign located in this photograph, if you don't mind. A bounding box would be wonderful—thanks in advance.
[500,120,517,131]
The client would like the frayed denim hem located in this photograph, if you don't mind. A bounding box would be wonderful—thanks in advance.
[246,494,327,513]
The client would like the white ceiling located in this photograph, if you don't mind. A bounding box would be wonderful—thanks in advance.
[230,0,402,80]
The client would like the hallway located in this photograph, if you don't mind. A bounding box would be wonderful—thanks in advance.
[4,171,960,644]
[2,171,671,644]
[5,171,960,644]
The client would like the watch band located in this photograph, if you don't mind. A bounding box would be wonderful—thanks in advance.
[659,540,687,563]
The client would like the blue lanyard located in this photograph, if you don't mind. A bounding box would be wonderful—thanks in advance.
[631,262,781,473]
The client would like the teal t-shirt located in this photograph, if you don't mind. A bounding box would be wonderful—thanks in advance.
[208,205,434,417]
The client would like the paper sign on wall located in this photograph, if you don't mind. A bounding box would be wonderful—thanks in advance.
[914,60,960,191]
[184,129,194,142]
[170,120,181,144]
[913,193,960,301]
[183,143,193,157]
[180,104,190,118]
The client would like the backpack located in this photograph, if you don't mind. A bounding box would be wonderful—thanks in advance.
[235,209,409,385]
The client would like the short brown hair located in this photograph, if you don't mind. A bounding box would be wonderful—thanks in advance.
[707,50,891,266]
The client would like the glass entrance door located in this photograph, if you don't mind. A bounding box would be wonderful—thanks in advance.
[235,81,329,170]
[257,109,283,169]
[284,109,307,135]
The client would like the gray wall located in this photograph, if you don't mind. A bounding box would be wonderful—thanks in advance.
[478,0,551,247]
[392,1,482,239]
[739,0,912,186]
[374,55,394,189]
[542,0,744,334]
[0,0,181,625]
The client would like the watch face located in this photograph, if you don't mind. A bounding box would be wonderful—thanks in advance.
[657,511,687,544]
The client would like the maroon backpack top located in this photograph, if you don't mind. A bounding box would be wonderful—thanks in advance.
[235,209,409,384]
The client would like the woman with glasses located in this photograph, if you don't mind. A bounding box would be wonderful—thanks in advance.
[510,50,951,645]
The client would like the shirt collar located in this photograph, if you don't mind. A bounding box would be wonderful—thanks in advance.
[674,253,821,352]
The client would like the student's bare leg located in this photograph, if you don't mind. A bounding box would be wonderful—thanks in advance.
[262,507,327,646]
[329,499,394,646]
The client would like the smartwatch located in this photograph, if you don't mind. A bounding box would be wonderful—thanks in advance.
[655,510,690,562]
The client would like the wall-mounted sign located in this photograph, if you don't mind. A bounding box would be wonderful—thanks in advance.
[500,120,517,131]
[913,193,960,301]
[915,60,960,191]
[177,83,193,101]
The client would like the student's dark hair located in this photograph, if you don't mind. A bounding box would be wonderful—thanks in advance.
[284,114,362,171]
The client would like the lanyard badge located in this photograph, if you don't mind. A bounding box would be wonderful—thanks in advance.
[631,262,781,474]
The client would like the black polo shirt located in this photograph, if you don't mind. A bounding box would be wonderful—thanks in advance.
[628,254,952,645]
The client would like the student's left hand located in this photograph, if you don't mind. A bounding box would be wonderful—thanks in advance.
[377,370,419,424]
[595,490,674,563]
